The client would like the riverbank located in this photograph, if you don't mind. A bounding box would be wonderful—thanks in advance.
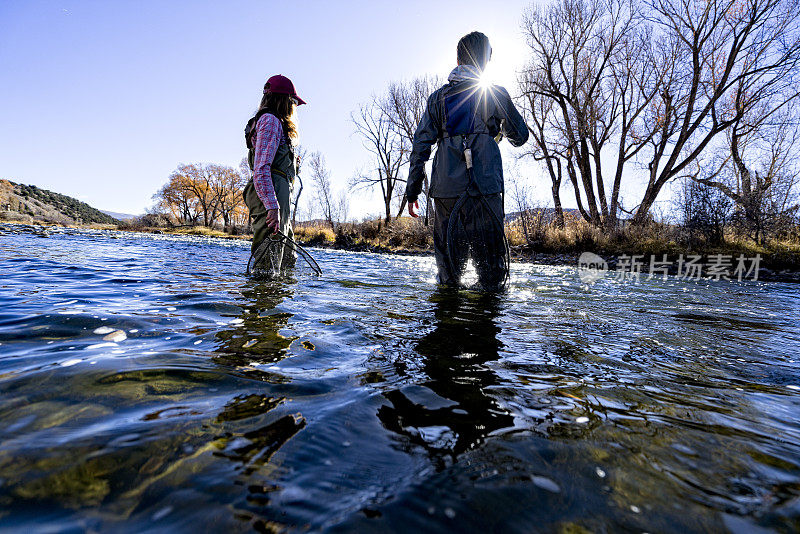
[0,220,251,241]
[292,219,800,282]
[4,218,799,282]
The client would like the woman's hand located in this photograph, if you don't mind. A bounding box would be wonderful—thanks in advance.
[265,208,280,234]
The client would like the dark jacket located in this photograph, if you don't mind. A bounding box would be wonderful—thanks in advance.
[406,78,528,201]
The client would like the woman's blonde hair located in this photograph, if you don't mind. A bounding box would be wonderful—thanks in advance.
[257,92,298,140]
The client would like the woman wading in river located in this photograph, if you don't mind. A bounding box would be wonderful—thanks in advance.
[244,74,305,275]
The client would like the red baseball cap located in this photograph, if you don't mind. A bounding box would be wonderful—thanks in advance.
[263,74,306,105]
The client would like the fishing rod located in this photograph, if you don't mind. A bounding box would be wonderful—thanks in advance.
[246,229,322,277]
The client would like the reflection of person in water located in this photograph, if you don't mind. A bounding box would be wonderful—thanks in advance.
[378,289,513,462]
[210,278,306,520]
[214,279,296,371]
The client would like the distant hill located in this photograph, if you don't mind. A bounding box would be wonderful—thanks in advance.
[101,210,139,221]
[0,180,120,226]
[505,207,582,222]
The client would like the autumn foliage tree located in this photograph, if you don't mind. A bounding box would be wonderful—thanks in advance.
[155,163,248,229]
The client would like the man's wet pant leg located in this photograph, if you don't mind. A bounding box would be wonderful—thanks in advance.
[467,194,507,291]
[434,198,464,286]
[433,194,507,290]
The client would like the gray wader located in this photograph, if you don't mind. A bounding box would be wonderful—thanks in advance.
[406,79,520,292]
[434,193,507,290]
[244,126,296,275]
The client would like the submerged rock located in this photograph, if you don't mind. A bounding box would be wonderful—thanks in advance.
[102,330,127,342]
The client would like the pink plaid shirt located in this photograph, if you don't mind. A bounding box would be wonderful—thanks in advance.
[252,113,283,211]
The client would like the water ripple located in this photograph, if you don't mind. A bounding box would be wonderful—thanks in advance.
[0,225,798,532]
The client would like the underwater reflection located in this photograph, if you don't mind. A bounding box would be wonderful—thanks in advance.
[214,278,296,373]
[210,278,307,523]
[378,289,514,462]
[213,394,306,479]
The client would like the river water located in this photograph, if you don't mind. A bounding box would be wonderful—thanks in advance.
[0,224,798,532]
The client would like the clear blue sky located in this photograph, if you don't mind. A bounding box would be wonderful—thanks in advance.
[0,0,538,217]
[2,1,668,219]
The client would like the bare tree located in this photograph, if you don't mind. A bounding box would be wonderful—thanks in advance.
[634,0,800,224]
[517,71,566,228]
[677,176,734,245]
[379,76,441,222]
[520,0,644,225]
[352,98,406,223]
[292,145,307,226]
[606,18,668,224]
[237,156,253,231]
[508,175,547,244]
[520,0,647,228]
[308,151,336,229]
[239,156,251,181]
[336,191,350,226]
[521,0,800,229]
[690,108,800,242]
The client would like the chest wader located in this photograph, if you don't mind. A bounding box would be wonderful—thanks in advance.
[243,113,321,277]
[439,88,511,290]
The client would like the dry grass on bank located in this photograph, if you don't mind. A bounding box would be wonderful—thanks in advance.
[111,221,249,240]
[507,211,800,270]
[167,226,243,239]
[104,210,799,271]
[295,212,800,271]
[295,217,433,252]
[295,213,688,257]
[506,212,684,255]
[293,224,336,245]
[0,214,118,231]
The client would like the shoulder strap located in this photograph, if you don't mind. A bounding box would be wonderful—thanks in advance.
[433,82,455,141]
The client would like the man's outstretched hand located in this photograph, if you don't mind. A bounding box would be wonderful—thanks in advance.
[265,208,280,233]
[408,200,419,218]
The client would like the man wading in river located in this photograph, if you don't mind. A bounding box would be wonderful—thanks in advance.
[406,31,528,291]
[244,74,305,275]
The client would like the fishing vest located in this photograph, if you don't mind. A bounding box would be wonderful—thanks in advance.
[245,111,296,183]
